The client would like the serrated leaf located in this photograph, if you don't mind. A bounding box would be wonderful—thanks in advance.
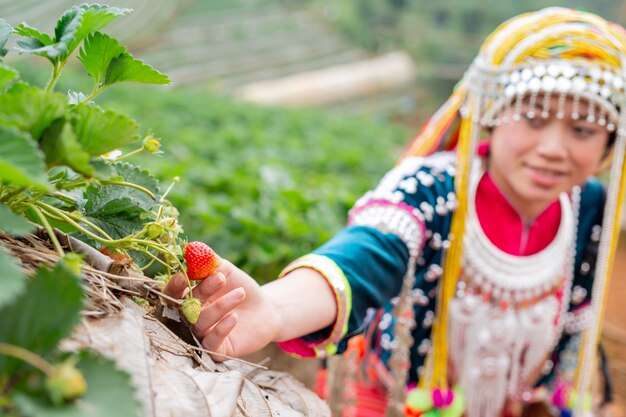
[0,88,66,139]
[0,245,27,309]
[106,53,170,85]
[84,162,159,216]
[14,23,54,46]
[0,261,84,374]
[0,126,48,187]
[57,4,132,61]
[0,64,18,91]
[40,119,93,176]
[89,159,115,179]
[82,162,159,239]
[13,351,141,417]
[0,18,11,59]
[0,203,34,235]
[78,32,125,85]
[13,23,65,62]
[70,103,139,156]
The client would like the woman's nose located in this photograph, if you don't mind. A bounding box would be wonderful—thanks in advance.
[535,123,568,159]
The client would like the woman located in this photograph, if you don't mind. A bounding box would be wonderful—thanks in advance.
[167,7,626,417]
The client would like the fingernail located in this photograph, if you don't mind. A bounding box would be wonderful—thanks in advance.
[208,273,225,288]
[227,288,244,302]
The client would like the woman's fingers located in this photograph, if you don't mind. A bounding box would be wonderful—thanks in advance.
[201,313,238,361]
[163,272,188,300]
[193,287,246,336]
[191,272,226,302]
[163,271,227,302]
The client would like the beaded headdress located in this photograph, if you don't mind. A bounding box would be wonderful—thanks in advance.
[398,7,626,416]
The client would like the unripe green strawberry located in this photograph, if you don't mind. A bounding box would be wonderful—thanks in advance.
[142,134,161,154]
[45,359,87,405]
[182,298,202,324]
[184,241,222,280]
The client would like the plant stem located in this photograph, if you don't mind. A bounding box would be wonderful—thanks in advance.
[159,177,179,202]
[44,60,67,92]
[27,204,64,256]
[35,201,115,242]
[134,239,192,295]
[34,203,115,245]
[0,187,27,205]
[137,248,169,270]
[82,84,105,103]
[101,180,157,200]
[0,343,54,375]
[51,192,77,205]
[112,147,144,162]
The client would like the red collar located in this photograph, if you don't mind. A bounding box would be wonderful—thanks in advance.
[475,172,562,256]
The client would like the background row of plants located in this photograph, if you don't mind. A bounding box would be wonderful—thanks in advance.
[306,0,626,116]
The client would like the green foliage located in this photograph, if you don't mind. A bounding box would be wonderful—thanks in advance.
[14,5,131,65]
[101,87,408,281]
[0,203,34,235]
[308,0,626,113]
[13,352,141,417]
[0,246,27,309]
[79,32,170,88]
[0,126,48,188]
[0,4,174,415]
[0,262,84,375]
[0,18,11,59]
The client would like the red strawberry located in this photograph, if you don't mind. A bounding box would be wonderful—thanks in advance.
[184,241,222,280]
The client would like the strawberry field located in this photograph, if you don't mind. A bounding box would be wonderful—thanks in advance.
[0,3,406,416]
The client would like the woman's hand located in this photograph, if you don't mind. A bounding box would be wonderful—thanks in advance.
[164,260,281,361]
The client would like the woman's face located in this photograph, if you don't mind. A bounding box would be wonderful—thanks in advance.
[488,96,610,220]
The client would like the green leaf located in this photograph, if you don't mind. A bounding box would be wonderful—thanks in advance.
[57,4,132,61]
[14,351,141,417]
[0,261,84,374]
[82,162,159,239]
[84,162,159,216]
[0,245,27,309]
[79,31,169,86]
[40,119,94,176]
[14,23,65,62]
[0,64,19,91]
[0,203,34,235]
[13,23,54,46]
[0,88,66,139]
[78,32,125,86]
[0,18,11,59]
[106,53,170,86]
[70,104,139,156]
[0,126,48,187]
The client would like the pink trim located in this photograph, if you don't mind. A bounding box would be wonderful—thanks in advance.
[276,339,318,358]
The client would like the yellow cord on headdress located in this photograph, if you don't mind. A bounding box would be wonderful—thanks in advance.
[426,110,475,389]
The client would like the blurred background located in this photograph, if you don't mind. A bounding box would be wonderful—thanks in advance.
[3,0,625,405]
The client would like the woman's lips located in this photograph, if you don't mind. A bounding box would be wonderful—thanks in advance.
[524,164,566,187]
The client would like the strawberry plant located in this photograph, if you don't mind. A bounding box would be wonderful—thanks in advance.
[0,4,205,416]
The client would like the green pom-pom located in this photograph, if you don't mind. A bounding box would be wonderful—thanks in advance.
[566,391,592,411]
[422,410,440,417]
[406,388,434,412]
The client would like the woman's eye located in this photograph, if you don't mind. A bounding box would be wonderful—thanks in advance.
[572,125,596,137]
[523,113,545,127]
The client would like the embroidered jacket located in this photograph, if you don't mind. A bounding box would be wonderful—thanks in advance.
[278,152,605,388]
